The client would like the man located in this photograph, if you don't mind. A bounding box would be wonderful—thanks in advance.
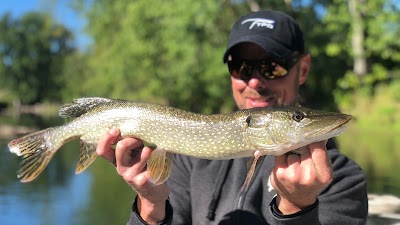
[97,10,368,225]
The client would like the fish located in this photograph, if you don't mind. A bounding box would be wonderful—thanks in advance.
[8,97,351,189]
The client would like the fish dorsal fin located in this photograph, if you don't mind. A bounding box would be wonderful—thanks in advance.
[147,148,173,185]
[75,139,98,174]
[59,97,115,118]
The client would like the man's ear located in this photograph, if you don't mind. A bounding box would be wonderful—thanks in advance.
[298,54,311,85]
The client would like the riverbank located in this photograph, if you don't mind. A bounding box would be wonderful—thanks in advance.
[0,104,59,139]
[1,102,60,117]
[0,124,38,139]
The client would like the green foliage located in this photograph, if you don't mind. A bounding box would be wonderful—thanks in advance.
[69,0,247,113]
[338,80,400,128]
[59,52,88,100]
[0,12,75,104]
[72,0,347,112]
[1,0,399,115]
[323,0,400,92]
[337,79,400,194]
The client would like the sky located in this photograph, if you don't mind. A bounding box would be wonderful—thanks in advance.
[0,0,91,50]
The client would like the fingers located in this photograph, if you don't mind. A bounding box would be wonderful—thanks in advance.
[115,137,145,167]
[274,154,288,168]
[115,138,143,167]
[97,128,121,166]
[273,141,331,185]
[286,153,301,166]
[113,136,156,184]
[309,140,333,183]
[274,152,302,183]
[271,141,332,213]
[95,129,169,205]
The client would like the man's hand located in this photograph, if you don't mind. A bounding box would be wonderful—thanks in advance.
[271,140,333,214]
[97,128,169,225]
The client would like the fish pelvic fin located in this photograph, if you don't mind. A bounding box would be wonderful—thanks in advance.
[58,97,114,118]
[75,140,98,174]
[8,128,57,182]
[147,148,173,185]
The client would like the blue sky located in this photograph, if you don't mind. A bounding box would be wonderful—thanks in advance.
[0,0,91,50]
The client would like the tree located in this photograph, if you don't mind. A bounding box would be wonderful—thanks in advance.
[0,12,75,104]
[72,0,400,112]
[323,0,400,91]
[72,0,247,113]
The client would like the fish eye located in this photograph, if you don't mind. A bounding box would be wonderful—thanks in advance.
[292,111,305,122]
[246,115,251,125]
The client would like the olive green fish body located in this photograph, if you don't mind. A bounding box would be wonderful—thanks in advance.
[63,102,253,159]
[8,97,351,184]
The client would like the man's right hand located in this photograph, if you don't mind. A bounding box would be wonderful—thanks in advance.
[97,128,169,225]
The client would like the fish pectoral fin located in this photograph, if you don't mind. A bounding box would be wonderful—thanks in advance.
[242,151,264,192]
[246,154,265,172]
[147,148,173,185]
[75,139,98,174]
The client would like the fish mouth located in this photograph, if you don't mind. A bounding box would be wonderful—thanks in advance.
[331,115,352,131]
[302,114,352,143]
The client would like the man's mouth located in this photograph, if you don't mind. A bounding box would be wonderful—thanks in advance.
[246,96,276,108]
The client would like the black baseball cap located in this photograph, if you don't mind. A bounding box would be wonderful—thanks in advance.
[223,10,304,62]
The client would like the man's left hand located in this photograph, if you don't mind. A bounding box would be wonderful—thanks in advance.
[271,140,333,214]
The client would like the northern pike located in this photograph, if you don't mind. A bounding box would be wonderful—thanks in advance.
[8,97,351,189]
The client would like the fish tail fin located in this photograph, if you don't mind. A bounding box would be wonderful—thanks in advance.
[75,139,98,174]
[8,128,58,182]
[147,148,173,185]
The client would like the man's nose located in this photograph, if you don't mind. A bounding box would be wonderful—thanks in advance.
[247,71,267,89]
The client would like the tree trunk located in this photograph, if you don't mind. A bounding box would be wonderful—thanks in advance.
[348,0,367,81]
[246,0,260,11]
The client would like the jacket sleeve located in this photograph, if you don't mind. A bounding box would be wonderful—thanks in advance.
[165,154,194,224]
[267,197,321,225]
[317,149,368,224]
[266,148,368,225]
[127,197,173,225]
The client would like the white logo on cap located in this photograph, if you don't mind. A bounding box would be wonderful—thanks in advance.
[241,18,275,29]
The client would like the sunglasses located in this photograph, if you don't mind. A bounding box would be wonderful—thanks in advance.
[227,56,301,80]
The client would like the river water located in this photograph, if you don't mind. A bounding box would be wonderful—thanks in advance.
[1,114,399,225]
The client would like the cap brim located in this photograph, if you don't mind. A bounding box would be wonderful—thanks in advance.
[223,35,292,63]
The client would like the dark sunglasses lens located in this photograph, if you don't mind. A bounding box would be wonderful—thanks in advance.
[229,58,295,80]
[238,63,252,80]
[259,62,272,79]
[229,62,251,80]
[260,62,288,80]
[228,63,241,79]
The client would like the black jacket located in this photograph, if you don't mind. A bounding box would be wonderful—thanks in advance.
[128,139,368,225]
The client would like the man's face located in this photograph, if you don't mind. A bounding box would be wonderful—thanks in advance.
[229,43,310,109]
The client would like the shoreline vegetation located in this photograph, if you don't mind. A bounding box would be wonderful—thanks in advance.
[1,101,60,117]
[0,102,60,138]
[0,124,38,138]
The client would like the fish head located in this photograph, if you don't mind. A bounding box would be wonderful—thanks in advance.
[243,106,352,156]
